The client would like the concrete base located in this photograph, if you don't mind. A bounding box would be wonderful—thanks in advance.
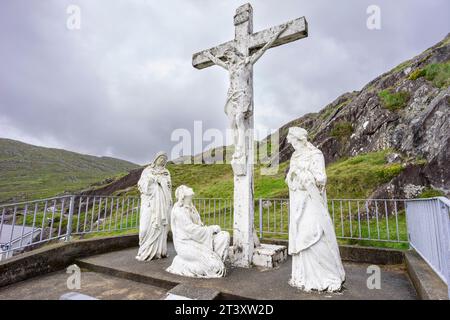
[252,244,287,268]
[405,249,448,300]
[0,243,418,300]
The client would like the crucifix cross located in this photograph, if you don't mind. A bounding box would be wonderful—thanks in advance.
[192,3,308,268]
[193,4,308,70]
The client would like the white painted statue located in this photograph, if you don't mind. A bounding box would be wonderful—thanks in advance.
[203,23,289,167]
[286,127,345,292]
[166,185,230,278]
[136,152,172,262]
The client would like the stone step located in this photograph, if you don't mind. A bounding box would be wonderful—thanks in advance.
[76,258,178,291]
[76,256,225,300]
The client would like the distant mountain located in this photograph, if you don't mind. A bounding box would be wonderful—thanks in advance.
[0,138,139,202]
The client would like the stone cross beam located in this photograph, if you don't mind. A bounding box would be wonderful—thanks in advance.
[192,3,308,268]
[193,7,308,70]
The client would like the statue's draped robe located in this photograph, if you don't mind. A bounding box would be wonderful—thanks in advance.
[136,166,172,261]
[166,204,230,278]
[287,148,345,292]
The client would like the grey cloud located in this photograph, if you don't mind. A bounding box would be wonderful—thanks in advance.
[0,0,448,164]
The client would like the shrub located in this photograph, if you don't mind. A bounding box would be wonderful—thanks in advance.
[408,68,426,81]
[408,62,450,88]
[418,188,445,198]
[330,121,354,141]
[424,62,450,88]
[378,89,410,111]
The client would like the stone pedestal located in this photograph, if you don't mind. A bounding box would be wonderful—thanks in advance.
[252,244,288,268]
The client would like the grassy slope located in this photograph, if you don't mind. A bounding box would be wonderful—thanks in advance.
[91,149,407,249]
[0,138,139,202]
[116,149,403,200]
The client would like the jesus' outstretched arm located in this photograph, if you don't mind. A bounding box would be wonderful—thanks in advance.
[250,23,290,65]
[203,51,228,70]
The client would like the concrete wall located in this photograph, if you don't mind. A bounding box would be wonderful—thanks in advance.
[0,235,138,288]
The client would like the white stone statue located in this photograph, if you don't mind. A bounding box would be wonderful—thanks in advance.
[136,152,172,262]
[203,23,289,167]
[166,185,230,278]
[193,4,309,267]
[285,127,345,292]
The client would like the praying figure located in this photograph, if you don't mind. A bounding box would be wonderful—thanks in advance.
[166,185,230,278]
[286,127,345,292]
[136,152,172,262]
[203,23,289,167]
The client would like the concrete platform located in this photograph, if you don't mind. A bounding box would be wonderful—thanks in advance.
[0,270,167,300]
[71,243,417,300]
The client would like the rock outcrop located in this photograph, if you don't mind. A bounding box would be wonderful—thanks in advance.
[269,34,450,197]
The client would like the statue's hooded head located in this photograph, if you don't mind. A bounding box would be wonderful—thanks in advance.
[287,127,314,151]
[150,151,168,169]
[175,185,195,207]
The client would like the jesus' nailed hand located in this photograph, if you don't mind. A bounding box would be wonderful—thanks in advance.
[202,22,290,69]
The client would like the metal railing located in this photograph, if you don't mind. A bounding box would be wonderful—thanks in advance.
[193,197,408,243]
[0,195,430,261]
[0,195,140,261]
[2,194,448,298]
[406,197,450,297]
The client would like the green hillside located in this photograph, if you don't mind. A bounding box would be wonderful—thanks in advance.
[0,138,139,202]
[105,149,405,200]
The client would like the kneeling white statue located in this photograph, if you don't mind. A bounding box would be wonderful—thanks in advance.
[166,185,230,278]
[286,127,345,292]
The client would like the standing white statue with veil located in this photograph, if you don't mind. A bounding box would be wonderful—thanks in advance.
[136,152,172,262]
[166,185,230,278]
[286,127,345,292]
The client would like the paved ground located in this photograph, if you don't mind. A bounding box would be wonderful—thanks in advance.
[0,243,417,300]
[74,244,417,300]
[0,270,167,300]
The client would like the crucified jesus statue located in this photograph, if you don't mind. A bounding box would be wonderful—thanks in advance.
[203,23,289,162]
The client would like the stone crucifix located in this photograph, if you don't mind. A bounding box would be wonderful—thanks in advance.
[192,3,308,267]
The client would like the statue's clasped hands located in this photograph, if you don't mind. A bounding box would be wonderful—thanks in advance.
[210,225,221,234]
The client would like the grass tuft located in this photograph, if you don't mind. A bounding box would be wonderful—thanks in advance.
[407,62,450,88]
[378,89,410,111]
[330,121,354,141]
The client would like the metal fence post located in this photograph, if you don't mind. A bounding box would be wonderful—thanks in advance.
[259,198,263,239]
[65,195,75,242]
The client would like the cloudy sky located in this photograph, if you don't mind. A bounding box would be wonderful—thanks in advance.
[0,0,448,164]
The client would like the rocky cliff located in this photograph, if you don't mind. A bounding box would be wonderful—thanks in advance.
[269,34,450,198]
[84,34,450,199]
